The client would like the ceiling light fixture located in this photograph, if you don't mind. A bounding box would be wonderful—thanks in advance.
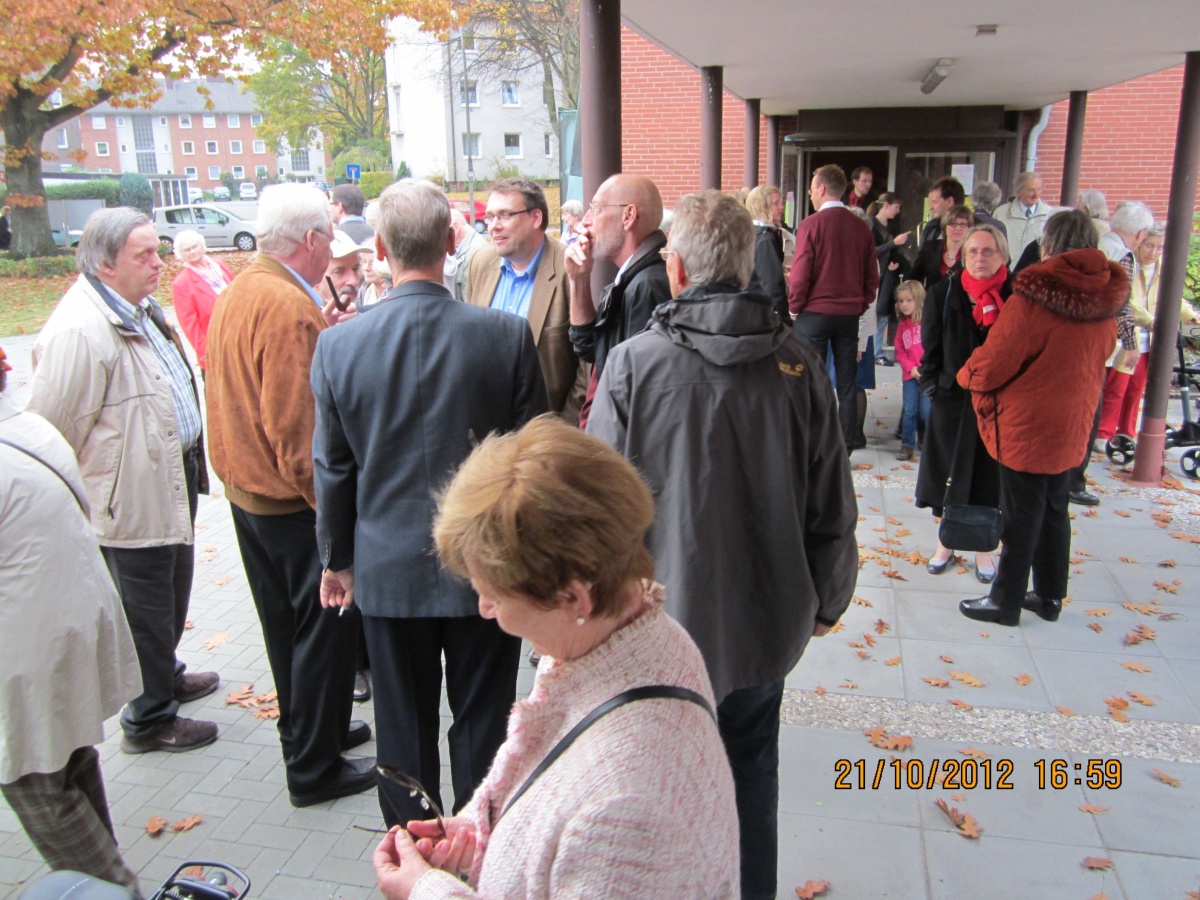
[921,58,955,95]
[976,24,998,37]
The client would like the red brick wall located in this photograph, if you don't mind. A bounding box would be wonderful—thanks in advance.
[1029,65,1200,221]
[622,27,774,205]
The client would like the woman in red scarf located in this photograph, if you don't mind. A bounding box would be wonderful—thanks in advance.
[914,226,1009,582]
[956,211,1126,625]
[170,229,233,379]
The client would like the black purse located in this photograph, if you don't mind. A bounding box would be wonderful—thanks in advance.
[937,393,1001,552]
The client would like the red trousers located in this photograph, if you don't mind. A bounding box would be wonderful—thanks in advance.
[1097,354,1149,440]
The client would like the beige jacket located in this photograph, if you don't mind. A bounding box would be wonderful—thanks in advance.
[28,275,203,548]
[0,395,142,782]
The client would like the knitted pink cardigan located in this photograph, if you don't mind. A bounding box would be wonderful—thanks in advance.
[412,583,740,898]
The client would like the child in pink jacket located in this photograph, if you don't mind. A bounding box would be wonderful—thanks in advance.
[894,281,930,460]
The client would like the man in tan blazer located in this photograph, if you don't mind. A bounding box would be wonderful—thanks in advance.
[466,178,584,420]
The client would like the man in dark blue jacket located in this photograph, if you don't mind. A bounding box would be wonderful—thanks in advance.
[312,180,549,827]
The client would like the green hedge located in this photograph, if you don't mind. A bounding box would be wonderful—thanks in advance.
[0,180,122,206]
[0,255,78,278]
[357,171,394,200]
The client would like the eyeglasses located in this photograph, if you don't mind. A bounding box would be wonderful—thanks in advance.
[658,249,678,261]
[588,201,631,214]
[966,247,1000,259]
[374,765,447,838]
[482,209,531,225]
[946,221,971,229]
[311,228,335,242]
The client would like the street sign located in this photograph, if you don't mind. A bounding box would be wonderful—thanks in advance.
[346,164,361,181]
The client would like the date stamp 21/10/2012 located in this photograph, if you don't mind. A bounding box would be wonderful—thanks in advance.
[834,757,1123,791]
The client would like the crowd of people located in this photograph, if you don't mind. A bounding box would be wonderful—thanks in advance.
[0,160,1188,897]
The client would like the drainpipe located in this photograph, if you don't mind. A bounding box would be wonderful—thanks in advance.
[1025,105,1052,172]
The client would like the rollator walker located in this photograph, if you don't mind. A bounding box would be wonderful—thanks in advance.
[19,861,249,900]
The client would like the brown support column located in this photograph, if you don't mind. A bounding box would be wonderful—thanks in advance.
[700,65,723,190]
[744,98,761,188]
[1059,91,1087,207]
[1132,51,1200,484]
[766,115,780,187]
[580,0,621,297]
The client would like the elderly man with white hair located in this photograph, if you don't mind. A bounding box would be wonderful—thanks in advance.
[993,172,1057,263]
[205,184,374,808]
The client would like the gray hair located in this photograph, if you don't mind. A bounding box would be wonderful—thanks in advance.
[670,190,754,289]
[1147,222,1166,239]
[376,180,451,271]
[256,183,332,255]
[970,181,1003,214]
[560,199,583,218]
[1041,209,1098,257]
[1078,189,1108,220]
[1015,171,1043,192]
[1109,201,1154,236]
[963,224,1010,263]
[365,199,381,228]
[76,207,153,276]
[172,229,207,259]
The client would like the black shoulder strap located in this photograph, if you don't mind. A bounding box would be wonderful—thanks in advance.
[497,684,715,823]
[0,437,87,514]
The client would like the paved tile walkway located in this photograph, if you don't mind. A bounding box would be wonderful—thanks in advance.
[2,330,1198,899]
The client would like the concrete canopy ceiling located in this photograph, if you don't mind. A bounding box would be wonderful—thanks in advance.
[621,0,1200,113]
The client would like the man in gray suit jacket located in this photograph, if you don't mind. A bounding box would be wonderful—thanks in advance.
[311,180,549,827]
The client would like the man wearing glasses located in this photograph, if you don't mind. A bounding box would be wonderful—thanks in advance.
[565,173,672,427]
[206,184,375,808]
[466,178,583,420]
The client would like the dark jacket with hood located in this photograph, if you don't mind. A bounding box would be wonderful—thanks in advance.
[957,248,1127,475]
[748,224,791,325]
[587,284,858,703]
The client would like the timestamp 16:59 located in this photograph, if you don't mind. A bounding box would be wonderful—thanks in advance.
[1034,758,1122,789]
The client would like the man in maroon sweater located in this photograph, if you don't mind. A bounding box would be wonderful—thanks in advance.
[788,164,879,450]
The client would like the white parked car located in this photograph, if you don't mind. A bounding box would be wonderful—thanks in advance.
[155,204,257,251]
[238,182,258,200]
[187,187,204,203]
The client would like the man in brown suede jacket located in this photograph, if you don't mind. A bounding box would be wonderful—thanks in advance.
[205,184,375,808]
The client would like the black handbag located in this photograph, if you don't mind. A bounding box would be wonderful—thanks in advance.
[937,393,1001,552]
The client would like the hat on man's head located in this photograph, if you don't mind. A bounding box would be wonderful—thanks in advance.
[328,230,362,259]
[0,345,11,373]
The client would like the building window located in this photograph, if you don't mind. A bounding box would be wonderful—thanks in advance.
[119,144,128,154]
[182,141,195,155]
[227,114,241,128]
[459,79,478,107]
[230,140,243,154]
[202,114,216,128]
[95,141,110,156]
[205,140,218,154]
[159,116,168,126]
[503,133,522,158]
[501,82,520,106]
[253,140,266,154]
[97,168,112,174]
[185,166,197,178]
[461,28,475,51]
[291,148,311,170]
[232,165,245,179]
[251,113,263,127]
[56,129,68,149]
[278,166,286,176]
[116,116,125,127]
[92,116,106,130]
[256,164,269,178]
[208,165,221,179]
[544,133,553,157]
[462,132,480,159]
[179,114,192,128]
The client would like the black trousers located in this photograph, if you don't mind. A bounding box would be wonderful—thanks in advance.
[793,311,860,447]
[102,449,199,740]
[991,465,1073,617]
[230,505,357,795]
[364,614,520,828]
[1069,397,1104,493]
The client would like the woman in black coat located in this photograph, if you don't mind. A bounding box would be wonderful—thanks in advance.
[910,205,974,291]
[745,184,791,325]
[915,224,1010,583]
[868,193,911,363]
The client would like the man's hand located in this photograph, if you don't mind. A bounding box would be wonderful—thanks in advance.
[322,297,359,327]
[320,567,355,609]
[564,230,594,281]
[813,621,833,637]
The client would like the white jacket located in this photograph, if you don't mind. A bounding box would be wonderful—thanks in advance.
[28,275,200,547]
[993,198,1058,265]
[0,395,142,782]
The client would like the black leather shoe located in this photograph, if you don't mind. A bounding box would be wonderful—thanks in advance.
[959,597,1020,626]
[289,756,377,807]
[1021,592,1062,623]
[345,720,371,750]
[975,565,996,584]
[1068,491,1100,507]
[353,670,371,703]
[875,357,895,367]
[927,555,952,575]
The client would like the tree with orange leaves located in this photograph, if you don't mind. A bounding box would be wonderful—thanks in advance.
[1,0,450,258]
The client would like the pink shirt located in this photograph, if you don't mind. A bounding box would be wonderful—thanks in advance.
[895,317,924,379]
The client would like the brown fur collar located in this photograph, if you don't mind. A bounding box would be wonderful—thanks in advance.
[1013,248,1129,322]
